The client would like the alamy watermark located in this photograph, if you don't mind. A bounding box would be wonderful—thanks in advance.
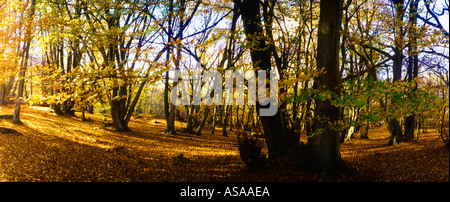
[170,62,278,116]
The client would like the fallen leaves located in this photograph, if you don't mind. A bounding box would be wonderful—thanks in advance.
[342,128,449,182]
[0,105,448,182]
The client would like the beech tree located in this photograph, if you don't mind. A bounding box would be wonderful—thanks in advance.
[307,0,347,173]
[0,0,21,106]
[237,0,298,159]
[236,0,348,173]
[40,0,168,131]
[13,0,37,124]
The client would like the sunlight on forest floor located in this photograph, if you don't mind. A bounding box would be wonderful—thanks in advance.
[1,105,448,182]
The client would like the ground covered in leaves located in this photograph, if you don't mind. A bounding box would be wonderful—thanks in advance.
[1,105,448,182]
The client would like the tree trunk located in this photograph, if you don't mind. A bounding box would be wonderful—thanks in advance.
[110,86,129,131]
[163,0,173,121]
[81,107,87,121]
[165,102,177,134]
[1,76,14,105]
[229,105,234,131]
[388,0,405,146]
[360,98,370,139]
[222,105,230,136]
[185,105,195,133]
[404,0,419,142]
[235,105,240,130]
[344,107,358,142]
[195,107,210,136]
[13,69,25,124]
[307,0,346,174]
[211,107,217,134]
[241,104,246,131]
[245,105,253,131]
[238,0,298,160]
[14,0,37,124]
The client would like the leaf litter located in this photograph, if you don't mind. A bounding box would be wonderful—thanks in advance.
[0,105,448,182]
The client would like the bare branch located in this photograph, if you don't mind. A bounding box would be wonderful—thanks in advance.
[417,2,449,37]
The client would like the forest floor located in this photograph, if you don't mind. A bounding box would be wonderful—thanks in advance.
[0,105,448,182]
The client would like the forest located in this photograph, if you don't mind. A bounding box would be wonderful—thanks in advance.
[0,0,448,182]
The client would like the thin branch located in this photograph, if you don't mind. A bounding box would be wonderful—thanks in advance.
[420,49,450,59]
[342,56,393,81]
[417,2,449,37]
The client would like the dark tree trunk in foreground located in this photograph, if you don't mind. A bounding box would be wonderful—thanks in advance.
[164,0,174,133]
[404,0,419,142]
[110,87,130,131]
[238,0,298,160]
[388,0,405,146]
[307,0,347,173]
